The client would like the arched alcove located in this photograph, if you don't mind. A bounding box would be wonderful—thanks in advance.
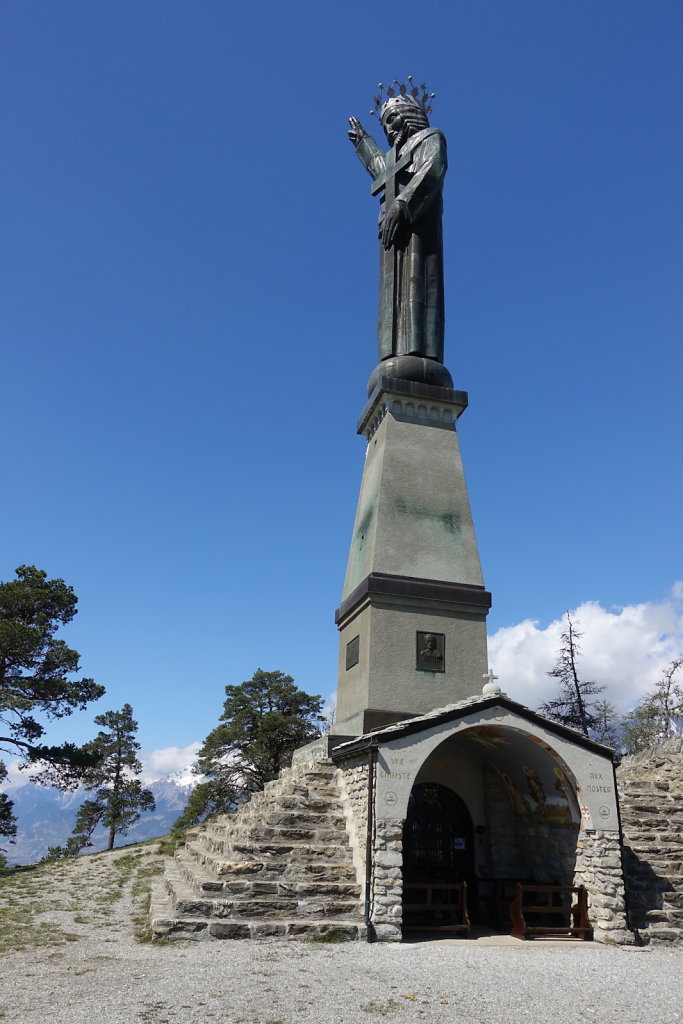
[401,724,582,931]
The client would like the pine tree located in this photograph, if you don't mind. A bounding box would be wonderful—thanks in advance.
[61,704,155,853]
[540,615,605,736]
[0,762,17,855]
[0,565,105,839]
[591,699,622,749]
[622,659,683,754]
[173,669,323,832]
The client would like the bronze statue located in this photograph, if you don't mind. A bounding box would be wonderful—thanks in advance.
[348,80,453,393]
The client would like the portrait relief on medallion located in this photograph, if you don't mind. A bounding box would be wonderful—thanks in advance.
[416,631,445,672]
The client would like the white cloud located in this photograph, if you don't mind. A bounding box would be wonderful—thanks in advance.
[1,742,202,793]
[488,584,683,713]
[1,760,40,792]
[139,742,201,784]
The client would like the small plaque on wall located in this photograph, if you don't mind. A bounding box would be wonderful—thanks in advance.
[416,631,445,672]
[346,635,360,670]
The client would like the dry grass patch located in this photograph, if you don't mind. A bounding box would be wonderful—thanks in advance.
[0,841,169,952]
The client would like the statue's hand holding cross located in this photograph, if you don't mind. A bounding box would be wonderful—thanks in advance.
[380,198,408,250]
[349,116,411,251]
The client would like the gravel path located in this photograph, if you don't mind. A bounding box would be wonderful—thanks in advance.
[1,845,682,1024]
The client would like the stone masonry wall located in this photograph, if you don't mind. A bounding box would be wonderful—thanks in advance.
[336,759,404,941]
[371,818,403,942]
[335,756,370,893]
[617,739,683,945]
[573,830,631,944]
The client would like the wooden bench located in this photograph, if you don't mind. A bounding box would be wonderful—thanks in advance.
[402,881,471,935]
[475,877,521,928]
[509,883,592,940]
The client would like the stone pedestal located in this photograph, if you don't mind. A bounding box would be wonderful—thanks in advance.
[332,376,491,737]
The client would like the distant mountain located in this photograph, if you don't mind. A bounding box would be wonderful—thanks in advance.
[4,773,196,865]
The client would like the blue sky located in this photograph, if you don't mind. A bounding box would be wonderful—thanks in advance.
[2,1,682,772]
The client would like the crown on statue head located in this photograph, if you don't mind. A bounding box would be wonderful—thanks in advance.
[370,77,436,119]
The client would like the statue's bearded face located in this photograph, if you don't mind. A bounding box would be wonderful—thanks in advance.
[382,107,410,148]
[381,98,430,146]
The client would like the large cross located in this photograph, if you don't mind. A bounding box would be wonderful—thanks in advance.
[370,144,413,204]
[370,144,413,352]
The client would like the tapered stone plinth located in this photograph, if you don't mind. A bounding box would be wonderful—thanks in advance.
[332,376,491,737]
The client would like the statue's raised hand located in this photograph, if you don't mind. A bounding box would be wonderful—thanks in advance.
[348,116,367,146]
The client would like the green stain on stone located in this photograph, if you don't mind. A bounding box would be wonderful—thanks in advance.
[356,505,375,551]
[440,510,460,534]
[395,498,461,535]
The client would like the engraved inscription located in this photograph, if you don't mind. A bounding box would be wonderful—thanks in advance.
[379,756,417,783]
[346,635,360,670]
[416,631,445,672]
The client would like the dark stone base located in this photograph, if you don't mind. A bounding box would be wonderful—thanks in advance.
[335,572,492,626]
[360,708,420,733]
[367,355,453,396]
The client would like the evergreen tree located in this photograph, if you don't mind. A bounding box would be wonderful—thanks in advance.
[591,699,622,749]
[173,669,323,831]
[540,615,605,736]
[60,704,155,853]
[0,762,17,854]
[171,777,242,834]
[622,659,683,754]
[620,704,660,755]
[0,565,105,841]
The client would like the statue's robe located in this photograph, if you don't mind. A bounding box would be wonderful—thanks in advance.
[355,127,447,363]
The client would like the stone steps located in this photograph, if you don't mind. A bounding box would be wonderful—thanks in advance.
[241,811,347,830]
[150,867,364,942]
[250,790,342,808]
[197,823,349,850]
[169,881,360,921]
[618,749,683,946]
[644,908,683,924]
[177,856,358,886]
[627,871,683,888]
[150,757,364,941]
[184,839,352,875]
[174,845,358,894]
[172,895,361,921]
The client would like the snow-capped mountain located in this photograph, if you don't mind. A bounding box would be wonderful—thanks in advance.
[3,772,197,865]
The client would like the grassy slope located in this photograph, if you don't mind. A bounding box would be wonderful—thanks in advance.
[0,839,169,955]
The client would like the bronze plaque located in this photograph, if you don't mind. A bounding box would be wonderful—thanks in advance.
[416,631,445,672]
[346,635,360,670]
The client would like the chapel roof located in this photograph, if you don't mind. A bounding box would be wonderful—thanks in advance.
[331,691,614,761]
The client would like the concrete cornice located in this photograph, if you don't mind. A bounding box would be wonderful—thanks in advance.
[357,376,469,439]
